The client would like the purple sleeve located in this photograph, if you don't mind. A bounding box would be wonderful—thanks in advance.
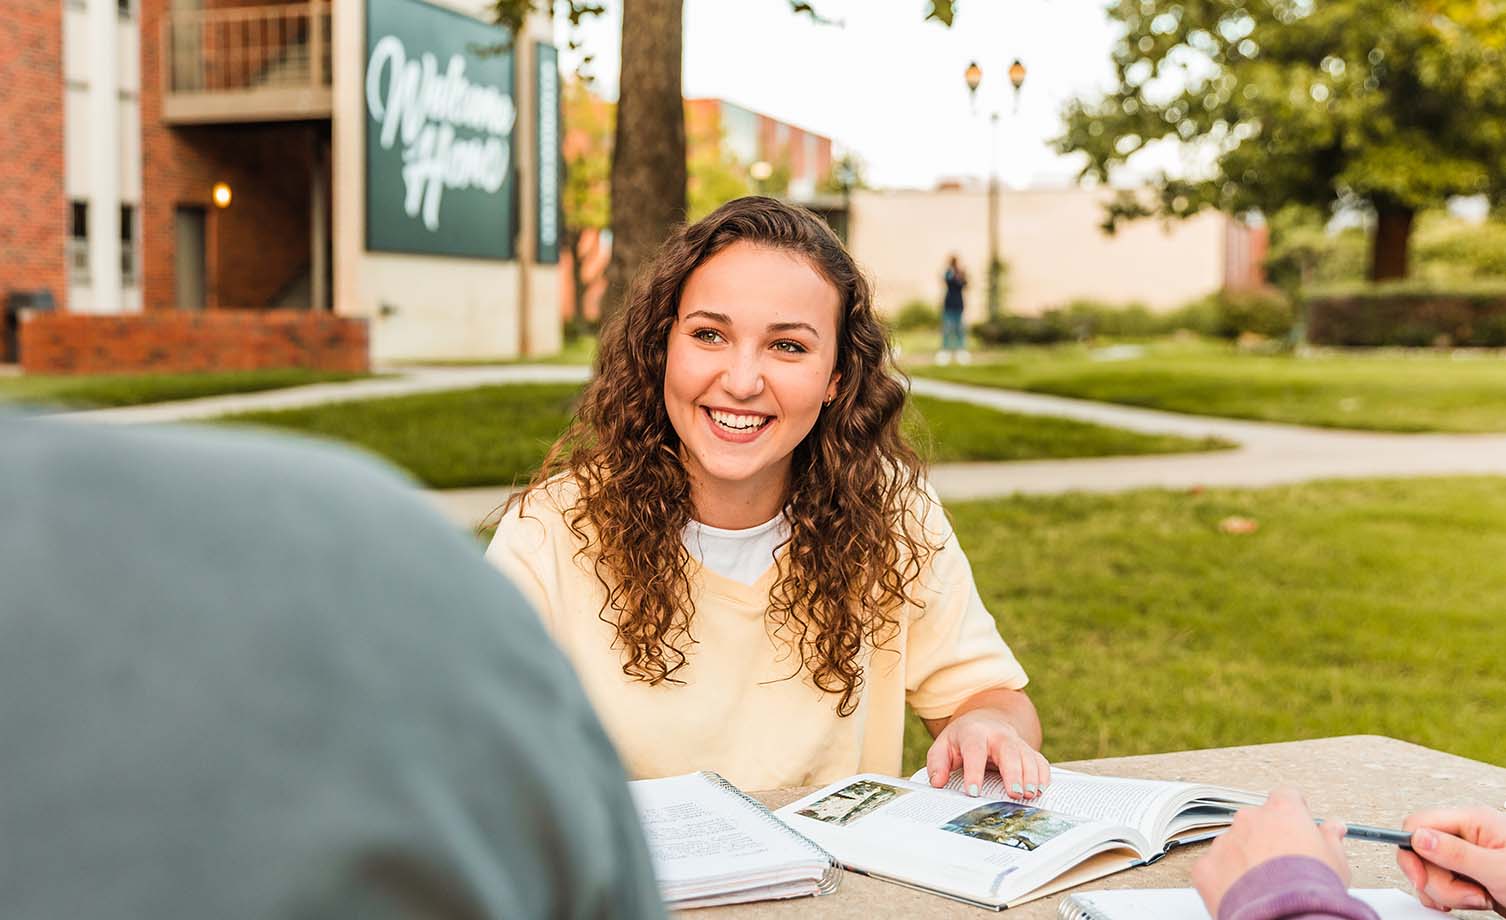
[1218,856,1382,920]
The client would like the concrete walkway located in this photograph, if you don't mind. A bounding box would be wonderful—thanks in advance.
[904,377,1506,499]
[61,364,593,424]
[58,364,1506,527]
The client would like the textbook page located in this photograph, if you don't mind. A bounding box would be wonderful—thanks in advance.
[778,774,1148,906]
[912,767,1258,842]
[629,773,823,887]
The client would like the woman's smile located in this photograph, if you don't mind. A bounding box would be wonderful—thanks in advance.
[702,406,775,442]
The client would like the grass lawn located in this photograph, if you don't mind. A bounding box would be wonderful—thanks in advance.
[900,477,1506,773]
[221,384,584,490]
[907,394,1227,462]
[911,339,1506,433]
[219,384,1226,489]
[0,369,370,411]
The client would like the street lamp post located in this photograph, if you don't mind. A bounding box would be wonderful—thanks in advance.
[964,58,1026,322]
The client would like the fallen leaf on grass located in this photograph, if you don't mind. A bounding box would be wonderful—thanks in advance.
[1218,515,1259,535]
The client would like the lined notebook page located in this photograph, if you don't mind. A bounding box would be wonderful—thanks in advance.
[1059,887,1441,920]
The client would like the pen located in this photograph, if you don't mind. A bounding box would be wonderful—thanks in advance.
[1316,819,1414,851]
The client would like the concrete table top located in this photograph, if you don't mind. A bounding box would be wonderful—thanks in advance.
[682,735,1506,918]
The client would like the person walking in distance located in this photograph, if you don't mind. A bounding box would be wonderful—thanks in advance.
[939,255,969,365]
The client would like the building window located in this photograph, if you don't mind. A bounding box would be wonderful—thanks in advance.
[117,0,132,18]
[69,200,90,287]
[121,204,137,287]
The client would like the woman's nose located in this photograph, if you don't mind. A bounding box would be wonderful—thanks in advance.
[720,349,766,399]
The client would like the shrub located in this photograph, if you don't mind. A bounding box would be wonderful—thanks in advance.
[1414,219,1506,281]
[1178,290,1296,340]
[970,297,1229,346]
[1264,208,1506,291]
[971,314,1075,346]
[564,317,599,342]
[1160,298,1222,337]
[1213,289,1296,339]
[1053,299,1186,338]
[892,299,941,332]
[1304,281,1506,347]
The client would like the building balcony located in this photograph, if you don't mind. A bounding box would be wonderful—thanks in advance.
[161,1,331,124]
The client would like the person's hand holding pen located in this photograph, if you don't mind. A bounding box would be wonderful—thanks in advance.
[1396,806,1506,916]
[1191,787,1353,917]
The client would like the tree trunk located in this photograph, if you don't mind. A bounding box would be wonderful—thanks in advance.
[566,227,587,330]
[601,0,686,319]
[1369,205,1414,282]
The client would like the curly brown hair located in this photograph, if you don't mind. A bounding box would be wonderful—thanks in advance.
[513,196,935,715]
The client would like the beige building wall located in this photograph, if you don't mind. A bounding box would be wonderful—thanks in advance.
[849,187,1230,321]
[331,0,561,362]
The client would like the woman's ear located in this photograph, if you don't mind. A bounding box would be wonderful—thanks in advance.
[825,372,841,404]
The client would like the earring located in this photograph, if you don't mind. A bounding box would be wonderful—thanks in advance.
[823,395,834,406]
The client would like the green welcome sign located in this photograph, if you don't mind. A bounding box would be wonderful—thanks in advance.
[364,0,516,259]
[535,41,561,264]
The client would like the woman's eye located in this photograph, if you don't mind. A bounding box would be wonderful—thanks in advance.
[692,328,724,344]
[772,340,808,354]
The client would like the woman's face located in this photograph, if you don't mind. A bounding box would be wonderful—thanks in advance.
[664,241,842,511]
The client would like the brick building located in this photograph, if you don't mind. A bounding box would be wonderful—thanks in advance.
[683,98,834,200]
[561,94,837,323]
[3,0,562,373]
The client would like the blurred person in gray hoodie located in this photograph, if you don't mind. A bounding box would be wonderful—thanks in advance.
[0,417,666,920]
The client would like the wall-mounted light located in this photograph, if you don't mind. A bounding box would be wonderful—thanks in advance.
[749,160,774,182]
[212,182,233,209]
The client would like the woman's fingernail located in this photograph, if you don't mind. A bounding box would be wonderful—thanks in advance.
[1415,829,1435,851]
[1010,783,1024,796]
[1025,784,1038,795]
[967,783,980,797]
[1467,895,1492,910]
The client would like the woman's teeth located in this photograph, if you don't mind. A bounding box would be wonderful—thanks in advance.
[708,409,771,431]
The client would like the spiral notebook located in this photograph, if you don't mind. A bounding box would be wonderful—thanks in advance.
[1058,887,1442,919]
[627,771,841,910]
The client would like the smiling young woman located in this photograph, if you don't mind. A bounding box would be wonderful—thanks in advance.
[487,197,1048,796]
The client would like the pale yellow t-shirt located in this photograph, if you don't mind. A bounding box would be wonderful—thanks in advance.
[484,476,1028,791]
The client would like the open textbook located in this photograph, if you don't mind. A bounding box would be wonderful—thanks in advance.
[772,767,1265,910]
[627,772,840,910]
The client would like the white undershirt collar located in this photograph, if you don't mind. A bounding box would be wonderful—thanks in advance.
[682,512,791,586]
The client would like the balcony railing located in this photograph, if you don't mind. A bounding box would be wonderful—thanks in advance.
[161,1,331,124]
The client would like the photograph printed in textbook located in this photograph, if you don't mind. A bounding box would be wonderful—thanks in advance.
[942,802,1078,851]
[796,780,911,827]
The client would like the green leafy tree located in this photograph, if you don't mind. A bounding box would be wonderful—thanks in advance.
[1056,0,1506,281]
[1267,206,1506,291]
[819,153,868,195]
[686,115,754,221]
[493,0,959,317]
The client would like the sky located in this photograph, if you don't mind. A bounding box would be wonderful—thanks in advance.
[554,0,1149,190]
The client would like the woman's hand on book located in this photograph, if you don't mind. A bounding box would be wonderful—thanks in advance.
[1397,806,1506,916]
[1191,788,1350,917]
[922,705,1049,800]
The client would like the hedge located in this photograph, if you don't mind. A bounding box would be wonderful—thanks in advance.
[970,291,1294,347]
[1304,282,1506,347]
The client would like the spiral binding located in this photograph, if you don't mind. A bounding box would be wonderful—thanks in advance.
[1056,894,1114,920]
[698,770,843,896]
